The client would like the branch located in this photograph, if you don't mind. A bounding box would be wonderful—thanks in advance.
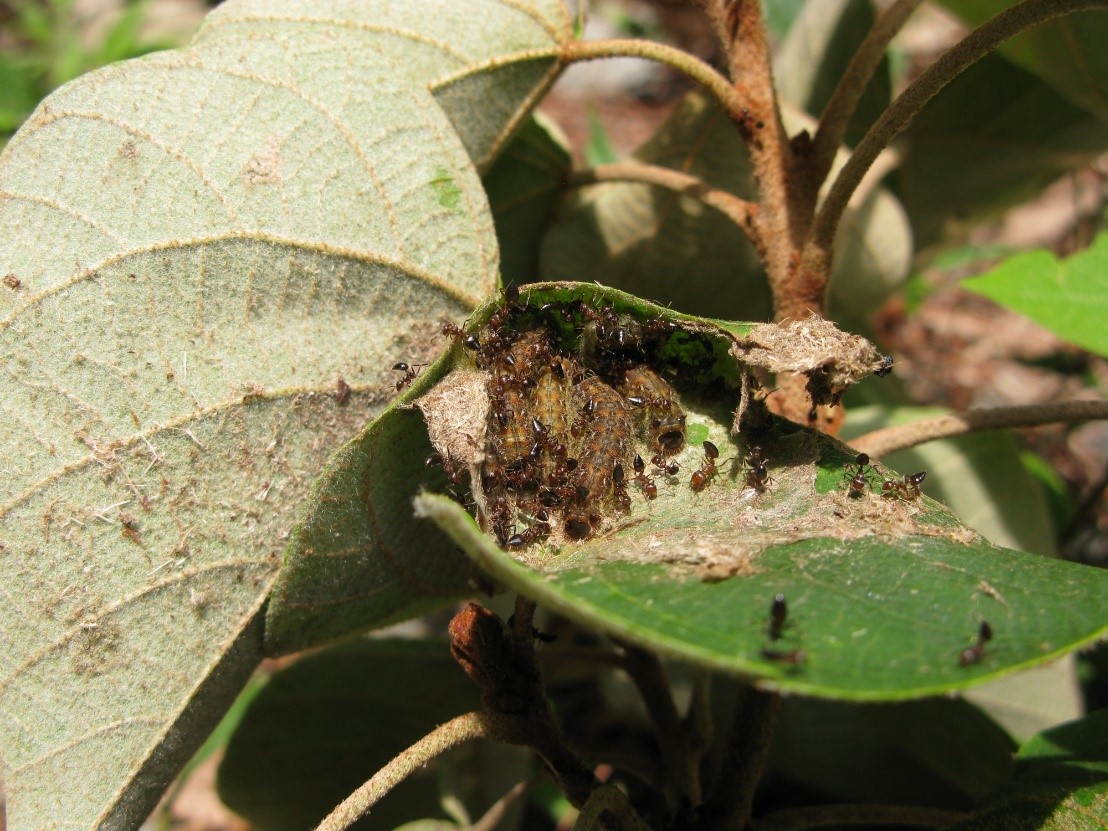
[698,687,781,831]
[752,803,965,831]
[572,783,655,831]
[808,0,1108,255]
[851,400,1108,459]
[561,39,747,127]
[315,711,515,831]
[567,162,759,247]
[808,0,925,187]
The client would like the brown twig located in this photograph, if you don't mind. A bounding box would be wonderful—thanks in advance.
[851,400,1108,459]
[567,162,759,248]
[751,803,965,831]
[807,0,925,188]
[572,783,655,831]
[807,0,1108,260]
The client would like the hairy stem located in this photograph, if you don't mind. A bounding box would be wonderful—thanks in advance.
[618,643,701,805]
[572,783,655,831]
[807,0,1108,259]
[752,803,965,831]
[568,162,759,246]
[315,711,514,831]
[851,400,1108,458]
[807,0,925,188]
[469,779,532,831]
[699,686,781,830]
[561,39,746,126]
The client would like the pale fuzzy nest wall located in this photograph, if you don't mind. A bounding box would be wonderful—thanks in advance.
[732,317,883,390]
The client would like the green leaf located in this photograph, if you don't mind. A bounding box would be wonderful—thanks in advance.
[0,4,497,826]
[961,233,1108,356]
[218,638,482,831]
[895,53,1108,249]
[935,2,1108,123]
[483,113,572,288]
[768,697,1015,807]
[193,0,576,171]
[415,433,1108,700]
[539,92,912,327]
[945,710,1108,830]
[773,0,892,147]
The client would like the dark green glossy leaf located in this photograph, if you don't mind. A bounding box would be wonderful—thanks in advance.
[961,233,1108,357]
[218,638,481,831]
[945,710,1108,830]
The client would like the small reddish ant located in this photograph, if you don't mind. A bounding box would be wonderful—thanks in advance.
[843,453,879,498]
[882,471,926,501]
[690,440,732,492]
[761,646,806,666]
[744,446,771,493]
[392,362,427,391]
[958,620,992,667]
[441,322,481,352]
[632,454,658,499]
[612,463,632,510]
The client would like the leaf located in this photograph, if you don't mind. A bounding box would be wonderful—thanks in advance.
[192,0,576,171]
[895,53,1108,249]
[843,406,1058,557]
[0,4,497,827]
[935,1,1108,123]
[218,638,481,831]
[767,697,1015,807]
[773,0,892,147]
[538,92,912,327]
[961,233,1108,356]
[483,114,573,288]
[945,710,1108,830]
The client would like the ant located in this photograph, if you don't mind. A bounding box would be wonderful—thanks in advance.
[958,620,993,667]
[651,453,680,478]
[882,471,926,501]
[760,646,806,666]
[505,516,551,549]
[612,463,632,510]
[690,440,732,492]
[392,362,427,391]
[843,453,880,498]
[632,454,657,499]
[744,446,771,493]
[767,593,788,641]
[874,355,894,378]
[441,322,481,352]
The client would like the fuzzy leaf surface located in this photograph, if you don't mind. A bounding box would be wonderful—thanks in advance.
[0,4,496,826]
[193,0,576,171]
[961,233,1108,357]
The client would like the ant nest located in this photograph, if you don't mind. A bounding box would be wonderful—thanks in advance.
[423,292,729,551]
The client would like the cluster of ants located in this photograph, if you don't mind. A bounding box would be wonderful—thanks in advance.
[402,288,775,548]
[843,453,927,501]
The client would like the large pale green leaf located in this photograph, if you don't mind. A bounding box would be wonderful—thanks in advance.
[961,233,1108,357]
[895,53,1108,249]
[193,0,576,172]
[936,2,1108,123]
[0,5,496,827]
[218,638,482,831]
[538,92,912,328]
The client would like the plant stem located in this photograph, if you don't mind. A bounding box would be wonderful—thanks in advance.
[572,783,655,831]
[618,643,702,805]
[851,400,1108,458]
[806,0,1108,261]
[567,162,760,247]
[314,711,510,831]
[561,39,746,127]
[699,686,781,831]
[469,778,532,831]
[752,803,965,831]
[807,0,925,189]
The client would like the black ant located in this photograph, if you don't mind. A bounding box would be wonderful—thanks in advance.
[690,440,732,492]
[632,454,657,499]
[844,453,879,498]
[442,322,481,352]
[392,362,427,391]
[767,593,788,641]
[744,446,771,493]
[761,646,806,666]
[958,620,993,667]
[874,355,894,378]
[505,517,551,549]
[882,471,926,501]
